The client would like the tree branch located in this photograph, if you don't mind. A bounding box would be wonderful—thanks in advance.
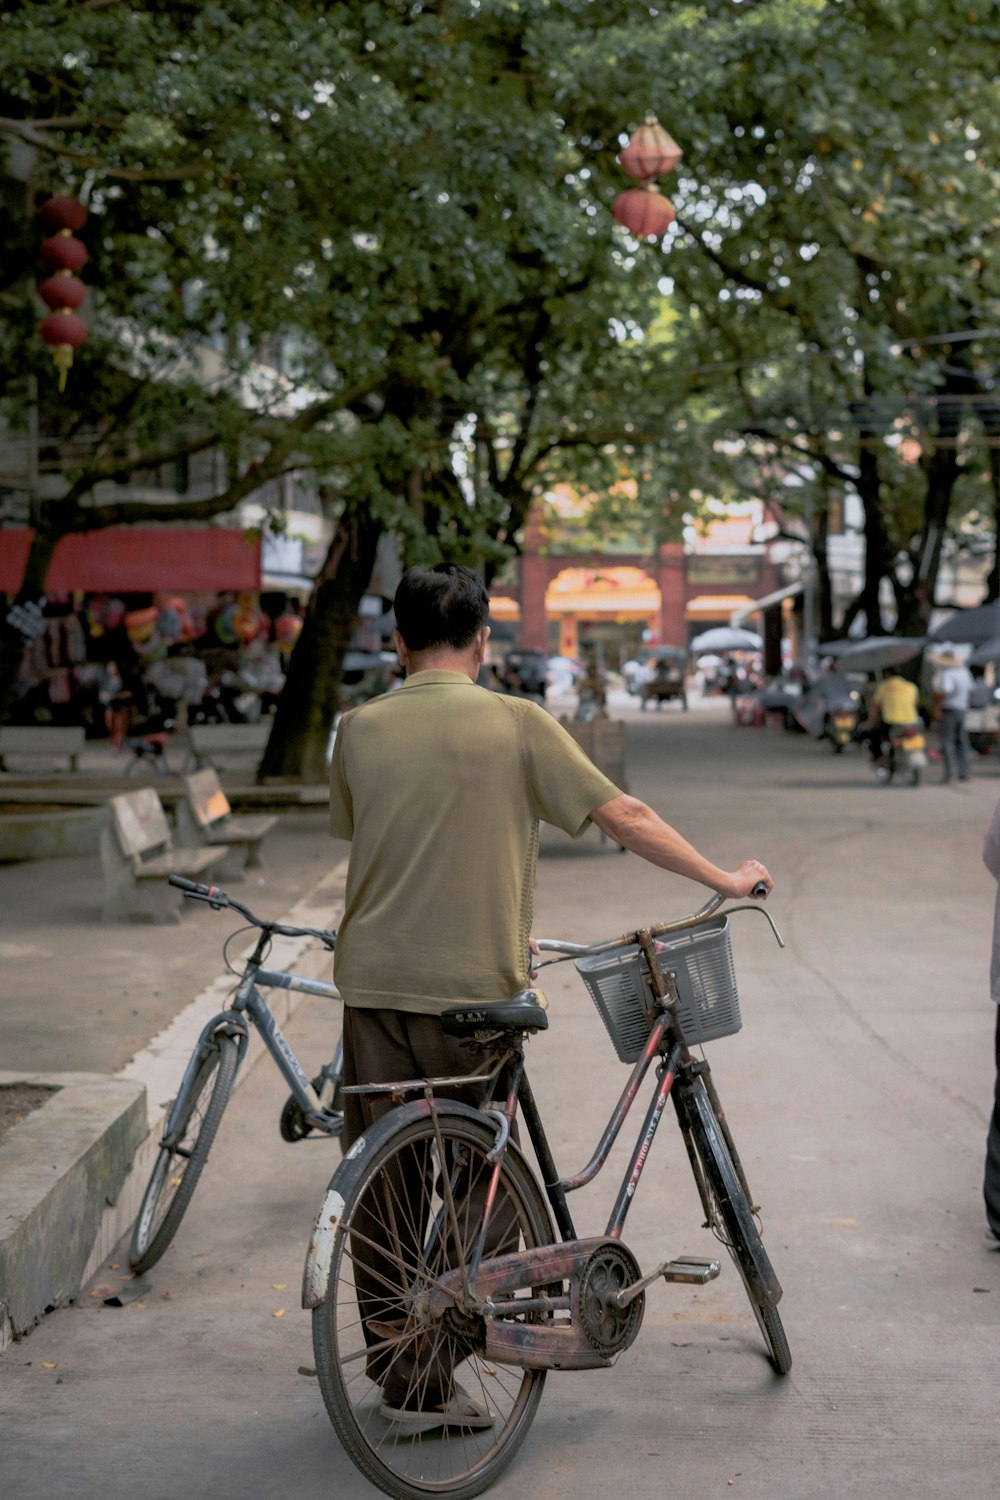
[0,118,208,182]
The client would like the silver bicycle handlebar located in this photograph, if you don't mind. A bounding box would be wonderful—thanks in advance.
[534,887,783,966]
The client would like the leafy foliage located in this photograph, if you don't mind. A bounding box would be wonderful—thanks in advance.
[2,0,998,760]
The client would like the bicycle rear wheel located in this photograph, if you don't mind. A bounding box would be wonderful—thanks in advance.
[312,1109,553,1500]
[680,1078,792,1375]
[129,1033,239,1274]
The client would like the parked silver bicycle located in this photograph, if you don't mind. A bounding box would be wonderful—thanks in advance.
[129,876,343,1274]
[303,886,786,1500]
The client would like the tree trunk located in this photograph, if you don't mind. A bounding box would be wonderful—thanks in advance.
[813,484,835,641]
[854,442,890,635]
[257,510,383,782]
[986,446,1000,603]
[899,440,960,631]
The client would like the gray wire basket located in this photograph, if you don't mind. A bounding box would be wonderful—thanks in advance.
[574,915,741,1063]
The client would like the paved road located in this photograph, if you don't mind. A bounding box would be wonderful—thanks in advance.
[0,808,337,1075]
[2,695,998,1499]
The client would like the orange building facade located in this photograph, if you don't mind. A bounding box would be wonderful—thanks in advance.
[493,507,786,664]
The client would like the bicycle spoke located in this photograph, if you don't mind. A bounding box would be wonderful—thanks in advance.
[314,1112,552,1497]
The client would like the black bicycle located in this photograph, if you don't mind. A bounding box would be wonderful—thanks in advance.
[129,876,343,1274]
[303,886,787,1500]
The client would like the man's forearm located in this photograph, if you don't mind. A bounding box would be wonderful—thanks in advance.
[590,794,771,900]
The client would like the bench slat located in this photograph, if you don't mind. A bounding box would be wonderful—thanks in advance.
[135,848,226,879]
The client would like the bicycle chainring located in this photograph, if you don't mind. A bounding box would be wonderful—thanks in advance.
[578,1242,645,1357]
[279,1094,312,1142]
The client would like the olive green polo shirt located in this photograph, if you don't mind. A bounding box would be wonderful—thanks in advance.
[329,669,622,1014]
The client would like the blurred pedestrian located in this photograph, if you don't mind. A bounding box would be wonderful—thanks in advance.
[932,648,974,784]
[575,659,607,719]
[862,665,920,772]
[980,796,1000,1248]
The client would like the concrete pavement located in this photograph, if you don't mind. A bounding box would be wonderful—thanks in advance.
[2,692,999,1498]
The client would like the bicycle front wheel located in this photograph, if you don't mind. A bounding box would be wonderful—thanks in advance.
[313,1110,553,1500]
[681,1078,792,1375]
[129,1033,239,1274]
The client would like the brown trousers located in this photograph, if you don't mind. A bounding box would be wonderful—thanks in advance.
[341,1006,514,1406]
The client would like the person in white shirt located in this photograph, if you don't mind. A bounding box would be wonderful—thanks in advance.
[933,648,975,784]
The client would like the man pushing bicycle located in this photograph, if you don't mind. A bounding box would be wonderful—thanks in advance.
[328,561,773,1429]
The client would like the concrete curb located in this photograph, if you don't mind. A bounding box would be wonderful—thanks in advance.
[0,857,347,1350]
[0,1073,147,1346]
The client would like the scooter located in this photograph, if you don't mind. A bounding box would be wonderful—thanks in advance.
[875,721,927,786]
[828,705,859,754]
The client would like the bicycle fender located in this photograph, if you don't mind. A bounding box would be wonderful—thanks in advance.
[301,1097,515,1310]
[162,1010,248,1138]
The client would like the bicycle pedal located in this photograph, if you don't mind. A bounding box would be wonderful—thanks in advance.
[661,1256,721,1285]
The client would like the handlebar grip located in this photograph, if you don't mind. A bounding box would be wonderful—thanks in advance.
[751,881,769,899]
[167,875,227,904]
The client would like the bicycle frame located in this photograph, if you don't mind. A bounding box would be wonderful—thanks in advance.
[429,904,784,1322]
[164,935,341,1146]
[471,1013,688,1245]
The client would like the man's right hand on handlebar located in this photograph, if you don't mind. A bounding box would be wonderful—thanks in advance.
[722,860,773,901]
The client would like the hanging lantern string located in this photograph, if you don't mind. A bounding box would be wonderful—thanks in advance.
[36,195,89,392]
[611,114,683,242]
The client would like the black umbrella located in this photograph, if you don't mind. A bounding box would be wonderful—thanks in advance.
[927,601,1000,646]
[819,636,926,672]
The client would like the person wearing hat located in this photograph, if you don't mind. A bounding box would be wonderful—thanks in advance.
[932,647,974,784]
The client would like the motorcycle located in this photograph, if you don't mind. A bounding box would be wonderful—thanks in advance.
[875,721,927,787]
[827,704,859,753]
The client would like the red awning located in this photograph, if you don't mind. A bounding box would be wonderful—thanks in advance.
[0,527,261,595]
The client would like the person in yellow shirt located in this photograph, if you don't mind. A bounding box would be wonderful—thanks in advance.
[863,666,921,772]
[868,667,921,726]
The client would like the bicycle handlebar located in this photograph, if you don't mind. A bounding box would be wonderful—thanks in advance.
[167,875,337,949]
[534,882,782,963]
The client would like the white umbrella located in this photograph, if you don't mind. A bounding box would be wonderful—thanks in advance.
[689,626,763,653]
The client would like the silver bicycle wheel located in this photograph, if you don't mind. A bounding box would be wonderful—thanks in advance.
[313,1109,553,1500]
[129,1034,239,1274]
[682,1078,792,1375]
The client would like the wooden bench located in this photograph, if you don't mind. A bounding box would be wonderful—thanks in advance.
[99,787,229,923]
[175,767,277,880]
[0,724,86,774]
[179,720,270,774]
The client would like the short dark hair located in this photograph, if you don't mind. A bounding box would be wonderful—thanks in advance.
[393,564,489,652]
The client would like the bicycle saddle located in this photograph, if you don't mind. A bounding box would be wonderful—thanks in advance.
[440,989,549,1036]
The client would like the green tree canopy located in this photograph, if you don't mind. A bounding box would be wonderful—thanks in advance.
[3,0,997,769]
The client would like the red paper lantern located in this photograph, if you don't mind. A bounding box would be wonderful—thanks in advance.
[37,195,88,233]
[611,184,676,241]
[38,273,88,311]
[618,116,683,181]
[39,311,88,392]
[40,233,90,272]
[37,195,90,391]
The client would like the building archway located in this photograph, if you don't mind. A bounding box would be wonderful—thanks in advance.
[544,565,661,664]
